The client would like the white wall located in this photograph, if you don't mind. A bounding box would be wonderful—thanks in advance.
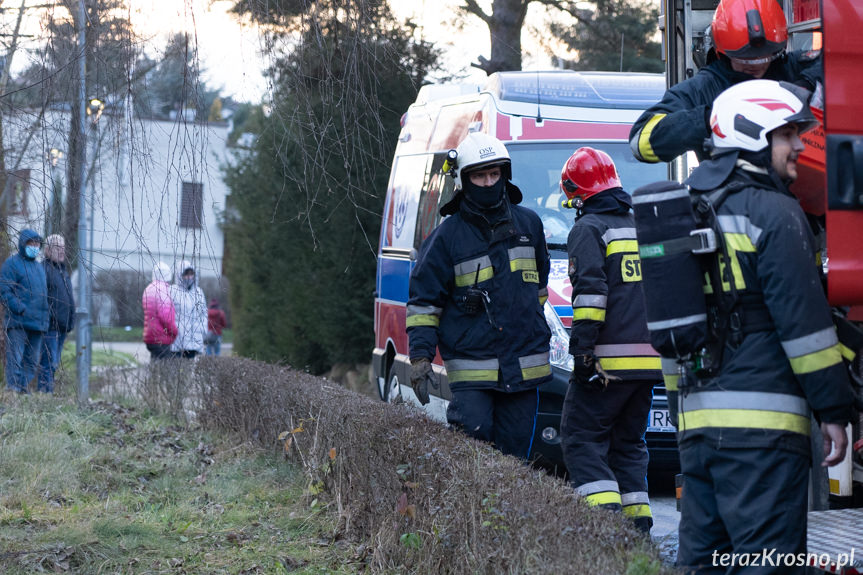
[4,109,229,280]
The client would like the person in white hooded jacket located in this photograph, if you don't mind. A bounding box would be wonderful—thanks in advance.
[169,260,207,358]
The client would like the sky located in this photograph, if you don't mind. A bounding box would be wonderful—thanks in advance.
[3,0,559,104]
[128,0,269,102]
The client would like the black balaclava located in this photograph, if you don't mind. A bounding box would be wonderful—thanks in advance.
[462,177,506,210]
[461,175,511,228]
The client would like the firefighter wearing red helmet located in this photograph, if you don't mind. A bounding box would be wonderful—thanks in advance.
[558,147,661,534]
[629,0,821,164]
[667,80,855,573]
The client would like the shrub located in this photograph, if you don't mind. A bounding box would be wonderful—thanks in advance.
[193,357,675,574]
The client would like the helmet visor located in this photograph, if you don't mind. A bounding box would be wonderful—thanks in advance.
[730,51,783,66]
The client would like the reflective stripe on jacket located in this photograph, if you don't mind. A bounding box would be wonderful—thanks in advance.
[629,54,821,164]
[567,209,661,381]
[407,202,552,393]
[678,168,856,454]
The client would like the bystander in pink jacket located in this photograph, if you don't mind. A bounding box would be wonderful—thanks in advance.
[143,262,178,346]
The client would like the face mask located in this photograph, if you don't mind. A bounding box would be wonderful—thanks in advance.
[182,277,195,289]
[25,246,40,259]
[464,179,505,209]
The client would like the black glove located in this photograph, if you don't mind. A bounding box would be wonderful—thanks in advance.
[410,358,433,405]
[569,353,619,391]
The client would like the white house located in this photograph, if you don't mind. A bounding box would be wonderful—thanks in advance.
[3,108,231,324]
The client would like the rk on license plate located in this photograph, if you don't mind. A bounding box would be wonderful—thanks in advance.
[648,409,675,432]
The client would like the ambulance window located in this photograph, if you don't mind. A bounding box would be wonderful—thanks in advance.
[386,154,430,250]
[508,142,667,247]
[414,153,455,249]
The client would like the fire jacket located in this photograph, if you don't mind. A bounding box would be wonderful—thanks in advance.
[678,165,856,456]
[407,201,552,393]
[629,53,821,164]
[566,192,661,381]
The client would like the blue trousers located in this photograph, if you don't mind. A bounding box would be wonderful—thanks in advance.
[5,328,43,393]
[677,441,809,574]
[205,335,221,356]
[446,387,539,460]
[38,330,67,393]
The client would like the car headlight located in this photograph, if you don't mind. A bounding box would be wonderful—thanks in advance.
[544,301,573,371]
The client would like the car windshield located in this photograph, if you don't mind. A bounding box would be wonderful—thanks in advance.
[507,142,668,250]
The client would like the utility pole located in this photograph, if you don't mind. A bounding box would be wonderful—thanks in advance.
[76,0,90,407]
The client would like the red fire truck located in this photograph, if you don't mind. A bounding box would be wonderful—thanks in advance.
[662,0,863,571]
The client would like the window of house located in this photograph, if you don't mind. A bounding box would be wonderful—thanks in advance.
[4,169,31,216]
[180,181,203,229]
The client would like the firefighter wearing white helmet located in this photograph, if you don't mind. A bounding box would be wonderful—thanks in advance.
[406,132,552,459]
[669,80,855,573]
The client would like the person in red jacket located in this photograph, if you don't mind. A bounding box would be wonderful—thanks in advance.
[206,299,227,356]
[142,262,178,361]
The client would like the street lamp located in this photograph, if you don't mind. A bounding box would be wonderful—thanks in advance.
[75,96,104,406]
[87,98,104,123]
[75,0,89,407]
[87,98,102,374]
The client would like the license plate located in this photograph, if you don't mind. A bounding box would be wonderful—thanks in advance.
[647,408,675,432]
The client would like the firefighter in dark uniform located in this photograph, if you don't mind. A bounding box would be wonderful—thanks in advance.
[629,0,821,165]
[557,147,662,533]
[406,132,552,459]
[674,80,855,574]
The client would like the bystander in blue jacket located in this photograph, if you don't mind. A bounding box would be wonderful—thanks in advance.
[0,229,48,393]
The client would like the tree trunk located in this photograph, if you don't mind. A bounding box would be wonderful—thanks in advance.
[0,115,8,371]
[473,0,529,74]
[63,99,84,266]
[0,0,33,371]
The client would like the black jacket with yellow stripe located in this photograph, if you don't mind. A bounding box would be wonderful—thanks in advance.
[677,166,856,456]
[566,192,661,381]
[407,200,552,393]
[629,54,821,164]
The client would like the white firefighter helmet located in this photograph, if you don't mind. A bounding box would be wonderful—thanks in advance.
[709,79,818,154]
[453,132,511,190]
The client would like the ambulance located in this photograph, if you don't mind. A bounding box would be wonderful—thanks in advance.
[372,70,676,470]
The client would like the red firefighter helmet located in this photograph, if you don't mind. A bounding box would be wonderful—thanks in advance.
[559,147,622,202]
[712,0,787,62]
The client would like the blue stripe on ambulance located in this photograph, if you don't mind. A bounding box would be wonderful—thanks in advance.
[554,305,572,321]
[378,257,413,303]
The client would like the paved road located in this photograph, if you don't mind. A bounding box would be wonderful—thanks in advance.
[93,340,233,364]
[649,471,680,564]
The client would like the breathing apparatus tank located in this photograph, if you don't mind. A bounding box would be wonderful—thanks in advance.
[632,181,717,359]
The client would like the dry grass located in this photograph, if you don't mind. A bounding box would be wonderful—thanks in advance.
[0,392,358,574]
[193,357,676,575]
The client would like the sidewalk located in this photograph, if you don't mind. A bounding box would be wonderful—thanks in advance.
[92,340,233,364]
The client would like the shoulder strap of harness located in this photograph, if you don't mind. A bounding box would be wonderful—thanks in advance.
[691,181,774,373]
